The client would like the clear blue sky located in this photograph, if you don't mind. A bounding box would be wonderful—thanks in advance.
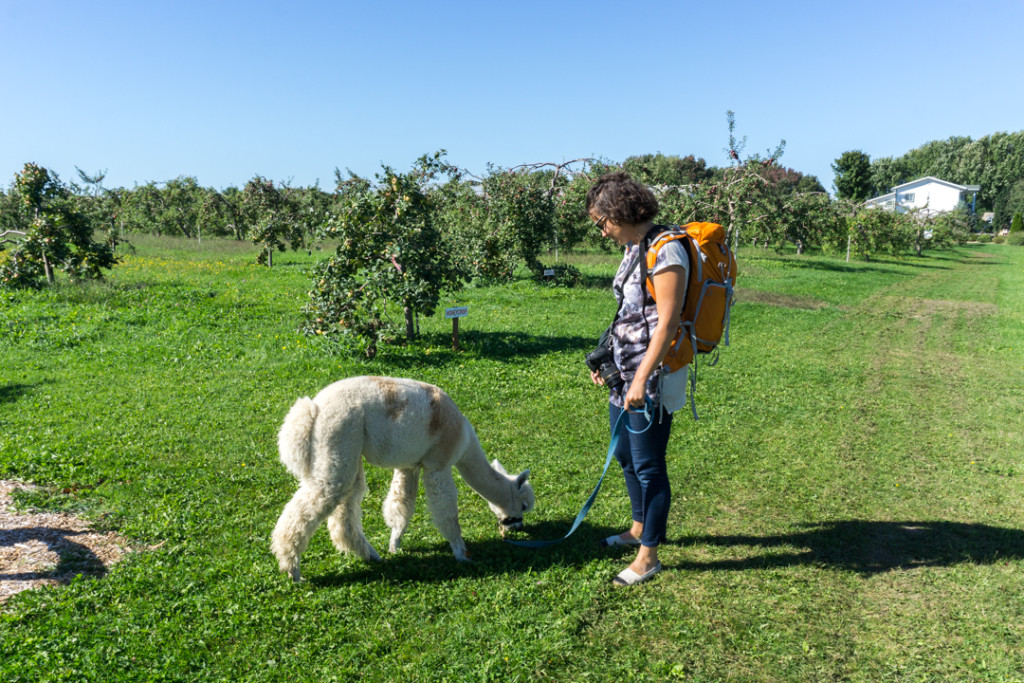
[2,0,1021,194]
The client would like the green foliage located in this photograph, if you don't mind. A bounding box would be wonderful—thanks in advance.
[241,176,304,266]
[929,208,972,251]
[116,177,227,240]
[1007,231,1024,246]
[773,192,848,254]
[304,151,465,357]
[831,150,873,201]
[1009,211,1022,233]
[479,169,556,277]
[994,179,1024,230]
[622,153,713,186]
[434,160,605,283]
[0,163,119,289]
[535,263,581,287]
[868,155,913,197]
[847,207,915,260]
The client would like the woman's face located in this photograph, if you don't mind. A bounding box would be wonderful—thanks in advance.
[589,211,631,246]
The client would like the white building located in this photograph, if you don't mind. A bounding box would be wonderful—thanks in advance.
[863,176,980,217]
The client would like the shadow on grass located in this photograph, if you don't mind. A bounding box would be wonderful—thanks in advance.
[0,383,40,404]
[673,520,1024,576]
[0,527,110,582]
[308,520,627,586]
[381,330,595,368]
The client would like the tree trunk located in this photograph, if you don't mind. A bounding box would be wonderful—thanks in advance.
[42,250,54,286]
[404,306,416,341]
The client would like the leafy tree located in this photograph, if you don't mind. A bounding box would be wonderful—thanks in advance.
[658,112,786,250]
[1011,211,1023,234]
[305,152,465,357]
[551,159,616,255]
[219,187,246,239]
[832,150,873,202]
[0,163,118,288]
[115,177,216,239]
[848,206,915,260]
[928,207,971,252]
[434,161,588,282]
[622,153,712,186]
[241,176,303,266]
[993,179,1024,230]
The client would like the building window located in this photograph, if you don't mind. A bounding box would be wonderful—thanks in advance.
[899,192,915,203]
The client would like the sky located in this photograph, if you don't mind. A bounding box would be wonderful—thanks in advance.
[2,0,1022,194]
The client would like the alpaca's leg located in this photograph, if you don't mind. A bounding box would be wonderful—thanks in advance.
[383,467,420,553]
[271,484,342,582]
[326,461,382,562]
[421,467,468,561]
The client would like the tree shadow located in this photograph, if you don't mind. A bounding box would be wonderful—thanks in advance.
[0,527,110,583]
[382,330,595,369]
[573,273,615,289]
[0,382,45,405]
[672,520,1024,576]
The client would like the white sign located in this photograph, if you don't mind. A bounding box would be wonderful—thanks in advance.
[444,306,468,319]
[544,269,556,277]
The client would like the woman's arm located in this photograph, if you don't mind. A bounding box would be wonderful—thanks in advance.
[622,264,687,408]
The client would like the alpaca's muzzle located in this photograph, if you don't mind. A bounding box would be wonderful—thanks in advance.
[500,517,524,530]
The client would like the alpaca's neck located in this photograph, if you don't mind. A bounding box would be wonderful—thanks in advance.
[455,434,512,507]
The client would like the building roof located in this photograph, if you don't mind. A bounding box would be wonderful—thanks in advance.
[889,176,980,193]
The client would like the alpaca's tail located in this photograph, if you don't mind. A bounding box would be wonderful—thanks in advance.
[278,397,319,480]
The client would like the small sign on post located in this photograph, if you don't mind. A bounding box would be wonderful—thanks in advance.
[444,306,468,351]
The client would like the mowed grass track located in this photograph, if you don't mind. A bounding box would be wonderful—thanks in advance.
[1,236,1022,682]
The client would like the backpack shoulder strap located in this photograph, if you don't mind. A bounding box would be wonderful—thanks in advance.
[642,226,690,301]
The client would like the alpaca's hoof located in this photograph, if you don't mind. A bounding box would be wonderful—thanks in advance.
[287,567,301,583]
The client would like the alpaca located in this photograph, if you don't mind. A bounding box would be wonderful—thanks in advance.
[270,376,534,581]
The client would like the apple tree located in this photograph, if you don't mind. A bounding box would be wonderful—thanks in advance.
[304,152,465,357]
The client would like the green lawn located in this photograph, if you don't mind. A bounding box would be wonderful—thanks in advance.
[1,237,1022,681]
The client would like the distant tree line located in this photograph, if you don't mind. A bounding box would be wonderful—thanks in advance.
[6,116,1020,356]
[831,131,1024,229]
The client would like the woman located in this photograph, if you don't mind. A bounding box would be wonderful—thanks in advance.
[585,172,689,586]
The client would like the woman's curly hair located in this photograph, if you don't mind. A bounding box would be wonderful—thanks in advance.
[585,171,659,226]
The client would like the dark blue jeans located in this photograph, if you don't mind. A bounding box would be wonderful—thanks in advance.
[609,403,673,548]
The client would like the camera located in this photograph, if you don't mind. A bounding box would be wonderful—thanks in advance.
[585,345,625,392]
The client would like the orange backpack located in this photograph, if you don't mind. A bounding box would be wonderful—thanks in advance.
[642,222,737,414]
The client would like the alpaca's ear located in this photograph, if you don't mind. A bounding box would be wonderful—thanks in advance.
[515,469,530,488]
[492,459,508,475]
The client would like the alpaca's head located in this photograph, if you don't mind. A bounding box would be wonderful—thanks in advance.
[488,459,534,531]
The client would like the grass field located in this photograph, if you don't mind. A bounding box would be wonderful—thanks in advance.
[1,236,1022,681]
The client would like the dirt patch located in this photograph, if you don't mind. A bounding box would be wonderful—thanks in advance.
[739,289,830,310]
[0,480,131,603]
[868,296,998,320]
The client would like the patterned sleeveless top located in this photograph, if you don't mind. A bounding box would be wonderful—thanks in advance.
[608,230,689,408]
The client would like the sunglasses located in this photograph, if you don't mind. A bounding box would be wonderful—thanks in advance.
[593,215,609,232]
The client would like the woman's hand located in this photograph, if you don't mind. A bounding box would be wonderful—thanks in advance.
[623,381,646,410]
[590,369,605,386]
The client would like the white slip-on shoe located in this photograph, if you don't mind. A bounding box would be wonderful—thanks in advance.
[600,533,642,547]
[612,562,662,587]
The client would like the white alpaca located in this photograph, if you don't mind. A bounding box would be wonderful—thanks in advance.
[271,376,534,581]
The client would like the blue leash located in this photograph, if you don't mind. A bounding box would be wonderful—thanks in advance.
[504,400,650,548]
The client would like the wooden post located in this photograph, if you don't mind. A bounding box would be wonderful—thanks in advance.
[445,306,468,352]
